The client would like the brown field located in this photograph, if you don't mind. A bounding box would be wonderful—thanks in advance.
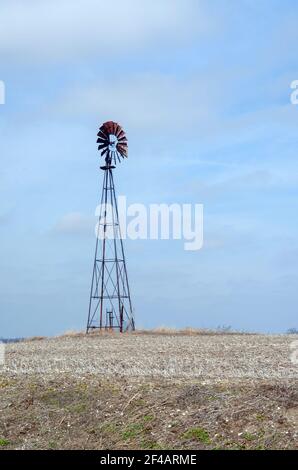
[0,332,297,450]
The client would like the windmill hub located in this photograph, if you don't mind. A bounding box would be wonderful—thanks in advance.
[108,134,118,151]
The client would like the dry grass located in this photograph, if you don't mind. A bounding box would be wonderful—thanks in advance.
[24,336,46,342]
[0,333,297,450]
[55,327,255,340]
[134,327,255,336]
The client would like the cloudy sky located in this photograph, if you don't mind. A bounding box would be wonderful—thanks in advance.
[0,0,298,336]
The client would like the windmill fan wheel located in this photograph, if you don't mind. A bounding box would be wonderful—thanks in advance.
[97,121,128,165]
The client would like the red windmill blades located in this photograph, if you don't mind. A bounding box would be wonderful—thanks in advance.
[96,121,128,165]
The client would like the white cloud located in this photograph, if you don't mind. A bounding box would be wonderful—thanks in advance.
[51,70,298,147]
[53,72,221,134]
[0,0,211,63]
[53,212,93,235]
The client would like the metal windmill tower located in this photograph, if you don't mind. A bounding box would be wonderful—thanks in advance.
[86,121,135,333]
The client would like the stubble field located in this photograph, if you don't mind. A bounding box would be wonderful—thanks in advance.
[0,331,297,450]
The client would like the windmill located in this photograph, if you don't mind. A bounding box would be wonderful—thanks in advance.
[86,121,135,333]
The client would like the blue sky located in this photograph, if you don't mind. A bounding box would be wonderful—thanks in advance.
[0,0,298,336]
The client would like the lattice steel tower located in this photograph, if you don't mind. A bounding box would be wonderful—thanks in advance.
[86,121,135,333]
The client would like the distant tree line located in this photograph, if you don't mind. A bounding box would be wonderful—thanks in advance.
[0,337,24,344]
[286,328,298,334]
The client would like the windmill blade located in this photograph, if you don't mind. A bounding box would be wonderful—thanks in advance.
[97,130,108,139]
[98,143,107,151]
[98,125,108,133]
[118,140,127,147]
[117,142,127,150]
[101,147,108,157]
[97,137,108,144]
[115,124,122,137]
[104,122,114,134]
[102,124,109,134]
[117,130,126,140]
[117,151,127,158]
[112,122,118,135]
[117,143,128,154]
